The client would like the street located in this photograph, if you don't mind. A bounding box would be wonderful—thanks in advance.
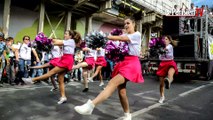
[0,76,213,120]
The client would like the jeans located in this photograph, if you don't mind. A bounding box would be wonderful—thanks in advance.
[0,58,5,82]
[6,58,15,83]
[19,59,31,78]
[74,68,83,80]
[31,62,43,78]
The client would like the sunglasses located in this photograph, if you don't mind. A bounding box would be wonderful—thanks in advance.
[24,39,30,40]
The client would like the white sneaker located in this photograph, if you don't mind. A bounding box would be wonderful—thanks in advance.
[158,96,165,103]
[57,97,67,104]
[50,87,58,92]
[74,99,95,115]
[22,78,34,85]
[99,82,104,87]
[88,78,94,82]
[123,113,132,120]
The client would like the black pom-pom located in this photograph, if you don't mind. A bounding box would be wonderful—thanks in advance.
[84,31,108,49]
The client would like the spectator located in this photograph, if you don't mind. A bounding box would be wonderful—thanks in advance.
[17,36,40,85]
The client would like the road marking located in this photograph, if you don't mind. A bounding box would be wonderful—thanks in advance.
[0,82,83,92]
[134,90,155,96]
[116,81,213,120]
[0,86,51,92]
[179,85,206,97]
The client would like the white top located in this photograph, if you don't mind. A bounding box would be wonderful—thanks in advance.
[63,39,75,54]
[8,47,15,57]
[96,48,105,57]
[19,43,33,60]
[159,44,174,60]
[126,31,142,57]
[50,46,61,59]
[85,48,96,58]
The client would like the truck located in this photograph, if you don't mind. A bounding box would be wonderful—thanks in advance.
[144,11,213,81]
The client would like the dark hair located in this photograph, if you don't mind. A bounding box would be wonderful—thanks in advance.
[164,35,178,47]
[66,30,82,44]
[6,37,14,41]
[22,35,30,41]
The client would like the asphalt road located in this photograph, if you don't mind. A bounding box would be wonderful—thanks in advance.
[0,76,213,120]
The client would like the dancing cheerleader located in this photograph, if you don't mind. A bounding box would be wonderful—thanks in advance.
[88,47,107,87]
[72,47,96,92]
[74,16,144,120]
[29,45,62,91]
[157,35,178,104]
[22,30,81,104]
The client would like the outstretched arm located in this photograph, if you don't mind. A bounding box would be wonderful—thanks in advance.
[29,63,51,69]
[52,39,64,46]
[107,35,130,42]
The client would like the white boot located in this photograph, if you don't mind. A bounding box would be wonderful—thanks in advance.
[74,99,95,115]
[123,113,132,120]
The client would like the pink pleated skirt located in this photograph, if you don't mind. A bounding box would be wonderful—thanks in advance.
[56,54,74,71]
[95,56,107,67]
[49,58,60,67]
[112,56,144,83]
[156,60,178,77]
[85,57,95,70]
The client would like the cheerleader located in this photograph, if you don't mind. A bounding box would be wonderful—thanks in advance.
[74,16,144,120]
[157,35,178,103]
[22,30,81,104]
[88,47,107,87]
[29,45,62,91]
[72,47,96,92]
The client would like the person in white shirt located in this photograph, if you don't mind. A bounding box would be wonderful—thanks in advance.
[88,47,107,87]
[74,16,144,120]
[72,47,96,92]
[157,35,178,104]
[18,35,40,85]
[30,46,62,91]
[22,30,82,104]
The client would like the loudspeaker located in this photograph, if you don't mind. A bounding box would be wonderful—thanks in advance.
[174,35,195,58]
[163,16,179,35]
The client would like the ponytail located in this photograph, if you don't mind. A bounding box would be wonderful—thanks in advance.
[66,30,82,44]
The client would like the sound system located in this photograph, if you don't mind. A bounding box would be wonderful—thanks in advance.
[162,16,179,35]
[162,16,204,58]
[174,35,195,58]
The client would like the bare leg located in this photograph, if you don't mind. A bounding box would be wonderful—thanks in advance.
[92,74,125,106]
[98,67,103,84]
[72,62,88,70]
[29,63,51,69]
[32,67,66,82]
[159,77,165,97]
[167,67,175,83]
[118,81,130,113]
[83,68,88,88]
[90,66,103,82]
[58,71,67,98]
